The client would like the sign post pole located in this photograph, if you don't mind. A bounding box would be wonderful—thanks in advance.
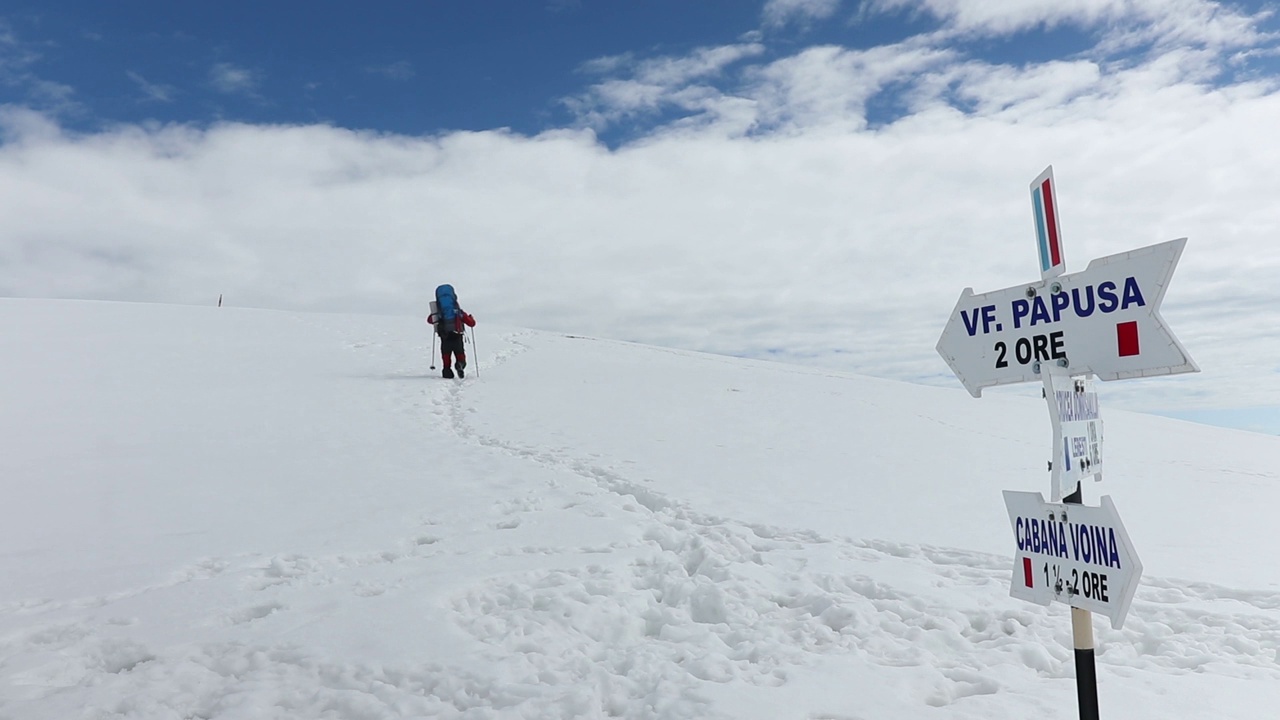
[938,165,1197,720]
[1036,166,1099,720]
[1064,482,1100,720]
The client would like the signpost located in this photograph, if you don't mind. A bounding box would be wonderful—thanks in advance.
[1004,491,1142,629]
[1044,365,1104,499]
[936,237,1198,398]
[935,166,1198,720]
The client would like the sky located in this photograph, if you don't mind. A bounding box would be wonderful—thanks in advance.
[2,1,1280,431]
[1,298,1277,718]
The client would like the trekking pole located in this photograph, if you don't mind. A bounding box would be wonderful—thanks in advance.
[469,326,480,377]
[429,330,437,370]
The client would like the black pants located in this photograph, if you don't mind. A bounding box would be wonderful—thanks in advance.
[439,332,465,367]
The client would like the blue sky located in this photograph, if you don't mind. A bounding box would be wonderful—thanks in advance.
[2,0,1280,434]
[13,1,1271,140]
[5,2,772,139]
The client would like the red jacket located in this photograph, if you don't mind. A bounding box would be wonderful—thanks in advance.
[427,311,476,335]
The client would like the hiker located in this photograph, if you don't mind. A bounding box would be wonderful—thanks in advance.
[428,284,476,378]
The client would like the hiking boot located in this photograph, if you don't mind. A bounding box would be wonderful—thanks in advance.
[456,359,466,379]
[442,367,454,379]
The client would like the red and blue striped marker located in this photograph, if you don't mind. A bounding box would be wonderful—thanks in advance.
[1031,166,1065,279]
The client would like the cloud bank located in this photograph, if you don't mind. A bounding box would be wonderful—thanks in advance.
[1,0,1278,417]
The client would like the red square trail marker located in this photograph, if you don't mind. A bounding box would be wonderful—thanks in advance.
[1116,321,1140,357]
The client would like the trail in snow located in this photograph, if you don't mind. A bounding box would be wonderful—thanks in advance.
[347,321,1280,716]
[0,303,1276,719]
[444,333,1279,698]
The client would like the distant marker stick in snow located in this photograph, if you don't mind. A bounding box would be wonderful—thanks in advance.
[428,313,438,370]
[469,326,479,378]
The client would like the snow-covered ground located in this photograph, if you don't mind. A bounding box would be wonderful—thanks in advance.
[1,298,1277,719]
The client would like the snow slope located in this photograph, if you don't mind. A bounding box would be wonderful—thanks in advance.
[1,299,1277,719]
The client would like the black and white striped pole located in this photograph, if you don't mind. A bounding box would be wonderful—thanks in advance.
[1064,483,1099,720]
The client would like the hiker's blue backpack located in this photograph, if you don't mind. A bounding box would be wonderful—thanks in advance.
[434,284,461,334]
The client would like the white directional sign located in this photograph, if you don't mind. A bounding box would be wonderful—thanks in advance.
[1043,365,1103,499]
[1004,490,1142,629]
[937,237,1198,397]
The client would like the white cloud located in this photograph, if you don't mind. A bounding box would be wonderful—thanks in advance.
[24,79,77,113]
[0,106,63,143]
[1,5,1279,416]
[367,60,415,81]
[579,52,634,76]
[0,21,79,115]
[127,70,175,103]
[763,0,844,28]
[743,42,957,131]
[210,62,259,95]
[0,21,32,76]
[864,0,1273,51]
[566,2,1276,137]
[569,43,765,128]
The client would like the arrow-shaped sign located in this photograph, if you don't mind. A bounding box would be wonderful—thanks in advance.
[937,237,1198,397]
[1004,490,1142,629]
[1041,365,1105,500]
